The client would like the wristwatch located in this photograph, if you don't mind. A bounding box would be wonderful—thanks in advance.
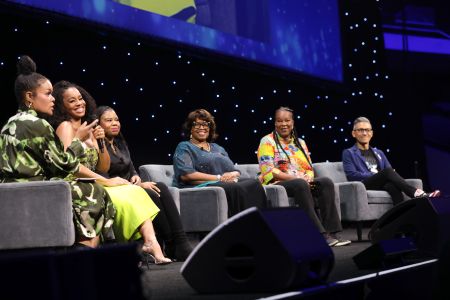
[216,174,221,181]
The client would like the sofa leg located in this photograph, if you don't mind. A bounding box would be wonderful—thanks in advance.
[356,222,363,241]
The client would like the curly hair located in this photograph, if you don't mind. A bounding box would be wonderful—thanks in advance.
[182,109,218,142]
[14,55,48,110]
[50,80,98,128]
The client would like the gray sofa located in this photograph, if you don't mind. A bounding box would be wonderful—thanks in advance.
[313,161,423,241]
[234,163,341,219]
[139,164,228,233]
[138,164,291,233]
[0,180,75,250]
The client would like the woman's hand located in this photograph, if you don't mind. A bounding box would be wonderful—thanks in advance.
[221,171,240,182]
[130,175,142,185]
[140,181,161,196]
[75,120,98,141]
[93,125,105,140]
[296,172,312,183]
[97,176,130,187]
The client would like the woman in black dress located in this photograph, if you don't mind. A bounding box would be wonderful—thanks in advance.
[97,106,193,261]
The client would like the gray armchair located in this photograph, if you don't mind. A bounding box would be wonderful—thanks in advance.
[313,161,423,241]
[0,180,75,250]
[138,164,228,233]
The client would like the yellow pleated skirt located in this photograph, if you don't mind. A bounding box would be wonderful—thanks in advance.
[104,184,159,242]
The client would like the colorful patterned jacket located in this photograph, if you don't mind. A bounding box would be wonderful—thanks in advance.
[257,131,313,185]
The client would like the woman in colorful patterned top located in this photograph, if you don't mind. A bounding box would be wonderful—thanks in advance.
[173,109,267,216]
[50,81,171,264]
[257,106,350,247]
[0,55,119,248]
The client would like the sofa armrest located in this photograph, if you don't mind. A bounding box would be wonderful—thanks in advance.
[263,185,289,207]
[336,181,369,221]
[179,186,228,232]
[167,186,181,212]
[0,181,75,250]
[405,179,423,190]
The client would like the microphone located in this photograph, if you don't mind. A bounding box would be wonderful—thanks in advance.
[98,138,105,153]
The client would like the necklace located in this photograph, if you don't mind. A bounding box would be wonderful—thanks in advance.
[190,138,210,152]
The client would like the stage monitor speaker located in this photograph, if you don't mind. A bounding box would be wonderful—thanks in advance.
[353,237,417,269]
[369,196,450,257]
[181,207,334,293]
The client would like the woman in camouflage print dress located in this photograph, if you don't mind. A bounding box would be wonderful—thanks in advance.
[0,56,126,248]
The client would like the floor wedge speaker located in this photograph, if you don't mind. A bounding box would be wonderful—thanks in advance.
[369,196,450,257]
[353,237,417,269]
[181,207,334,293]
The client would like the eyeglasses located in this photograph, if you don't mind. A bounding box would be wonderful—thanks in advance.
[192,121,211,129]
[353,128,373,133]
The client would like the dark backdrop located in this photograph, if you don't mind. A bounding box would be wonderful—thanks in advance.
[1,0,443,189]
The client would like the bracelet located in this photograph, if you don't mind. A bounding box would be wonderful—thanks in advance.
[216,174,221,181]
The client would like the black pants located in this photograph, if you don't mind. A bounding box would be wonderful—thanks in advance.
[144,182,185,241]
[362,167,417,205]
[211,178,267,217]
[277,177,342,233]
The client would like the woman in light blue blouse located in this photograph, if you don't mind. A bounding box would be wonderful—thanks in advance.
[173,109,267,216]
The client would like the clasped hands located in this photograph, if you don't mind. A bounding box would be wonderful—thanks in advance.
[219,171,240,183]
[295,172,313,183]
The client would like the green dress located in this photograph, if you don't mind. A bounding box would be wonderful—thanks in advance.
[0,109,115,240]
[77,146,160,242]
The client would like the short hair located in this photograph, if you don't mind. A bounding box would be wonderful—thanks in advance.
[353,116,371,129]
[14,55,48,110]
[182,109,218,142]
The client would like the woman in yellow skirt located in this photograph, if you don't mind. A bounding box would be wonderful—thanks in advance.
[51,80,171,264]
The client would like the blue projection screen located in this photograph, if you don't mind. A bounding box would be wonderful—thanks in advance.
[7,0,343,82]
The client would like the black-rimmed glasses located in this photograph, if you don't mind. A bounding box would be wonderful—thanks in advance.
[353,128,373,133]
[192,121,211,129]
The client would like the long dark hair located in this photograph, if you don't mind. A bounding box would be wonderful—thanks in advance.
[96,105,128,151]
[14,55,48,110]
[273,106,311,166]
[50,81,97,128]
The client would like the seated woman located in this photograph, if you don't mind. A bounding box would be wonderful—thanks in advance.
[96,105,193,261]
[173,109,267,216]
[50,80,171,264]
[258,106,350,247]
[343,116,440,204]
[0,55,120,248]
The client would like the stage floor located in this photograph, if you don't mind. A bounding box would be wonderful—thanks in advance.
[141,226,373,300]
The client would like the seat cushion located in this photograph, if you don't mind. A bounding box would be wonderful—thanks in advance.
[367,190,394,204]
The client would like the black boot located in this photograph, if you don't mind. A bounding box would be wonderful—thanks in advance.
[165,232,193,261]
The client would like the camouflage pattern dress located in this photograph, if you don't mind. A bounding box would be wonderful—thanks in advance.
[0,109,115,241]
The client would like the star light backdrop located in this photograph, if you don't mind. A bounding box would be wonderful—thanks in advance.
[0,0,427,182]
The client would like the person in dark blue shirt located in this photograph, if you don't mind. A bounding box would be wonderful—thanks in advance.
[342,116,440,205]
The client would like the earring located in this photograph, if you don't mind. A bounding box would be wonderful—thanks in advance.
[27,101,33,109]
